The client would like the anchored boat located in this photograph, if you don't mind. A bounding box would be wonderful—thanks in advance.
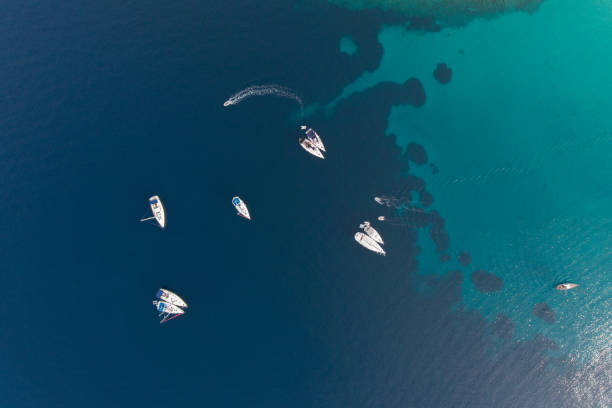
[360,221,384,244]
[354,232,386,256]
[556,283,578,291]
[153,288,187,324]
[140,195,166,228]
[152,300,185,324]
[232,196,251,220]
[156,288,188,309]
[301,125,326,152]
[299,137,324,159]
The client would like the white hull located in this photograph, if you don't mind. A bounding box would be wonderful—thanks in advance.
[374,197,383,205]
[556,283,578,290]
[360,221,384,244]
[153,300,185,316]
[156,288,188,308]
[232,196,251,220]
[142,195,165,228]
[378,216,385,221]
[354,232,386,255]
[299,138,324,159]
[302,127,326,152]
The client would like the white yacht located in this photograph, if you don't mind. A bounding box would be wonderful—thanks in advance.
[156,288,188,308]
[299,137,324,159]
[360,221,384,244]
[301,125,326,152]
[354,232,386,256]
[152,300,185,324]
[140,195,166,228]
[232,196,251,220]
[556,283,578,291]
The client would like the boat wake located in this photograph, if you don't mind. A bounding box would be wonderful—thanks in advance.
[374,195,416,208]
[223,85,303,109]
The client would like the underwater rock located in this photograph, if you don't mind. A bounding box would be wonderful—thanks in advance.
[404,78,426,107]
[492,313,514,339]
[405,142,428,164]
[420,191,433,207]
[533,303,555,323]
[329,0,546,27]
[433,63,452,84]
[458,251,471,266]
[408,16,441,32]
[471,269,503,292]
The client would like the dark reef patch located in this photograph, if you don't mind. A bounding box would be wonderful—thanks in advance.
[420,191,433,206]
[303,64,582,408]
[405,142,428,164]
[492,313,514,339]
[471,269,503,292]
[440,253,451,262]
[404,78,426,107]
[433,63,452,84]
[408,16,441,32]
[429,210,450,253]
[533,303,555,323]
[458,251,471,266]
[430,163,439,175]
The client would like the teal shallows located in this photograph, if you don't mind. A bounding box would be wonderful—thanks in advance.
[327,0,612,359]
[339,35,358,55]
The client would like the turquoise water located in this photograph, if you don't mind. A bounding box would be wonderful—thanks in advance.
[324,0,611,360]
[339,36,358,55]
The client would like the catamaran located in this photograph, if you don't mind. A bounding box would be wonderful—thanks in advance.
[556,283,578,291]
[354,232,386,256]
[232,196,251,220]
[140,195,166,228]
[152,300,185,324]
[299,137,324,159]
[300,125,326,152]
[156,288,188,308]
[360,221,384,244]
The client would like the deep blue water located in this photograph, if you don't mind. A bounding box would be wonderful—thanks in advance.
[1,1,610,407]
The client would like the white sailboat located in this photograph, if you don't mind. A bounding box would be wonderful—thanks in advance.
[152,300,185,324]
[299,137,324,159]
[140,195,166,228]
[300,125,326,152]
[360,221,384,244]
[232,196,251,220]
[156,288,188,309]
[354,232,386,256]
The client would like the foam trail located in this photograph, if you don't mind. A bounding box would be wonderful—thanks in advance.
[377,207,430,227]
[223,85,303,109]
[374,195,418,209]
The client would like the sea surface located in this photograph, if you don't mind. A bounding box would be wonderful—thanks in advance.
[1,0,610,407]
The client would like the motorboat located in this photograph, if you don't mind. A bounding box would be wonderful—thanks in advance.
[232,196,251,220]
[299,138,324,159]
[360,221,384,244]
[354,232,386,256]
[556,283,578,291]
